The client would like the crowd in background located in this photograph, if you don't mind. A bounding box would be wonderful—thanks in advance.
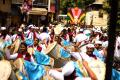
[0,22,119,80]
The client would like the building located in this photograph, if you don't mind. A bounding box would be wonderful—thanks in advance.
[11,0,49,26]
[0,0,56,26]
[0,0,12,26]
[85,0,108,29]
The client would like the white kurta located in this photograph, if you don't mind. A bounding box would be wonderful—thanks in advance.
[114,36,120,58]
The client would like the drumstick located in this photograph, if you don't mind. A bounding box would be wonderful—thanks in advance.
[79,53,84,61]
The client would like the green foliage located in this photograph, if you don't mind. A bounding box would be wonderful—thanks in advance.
[60,0,95,14]
[103,1,111,13]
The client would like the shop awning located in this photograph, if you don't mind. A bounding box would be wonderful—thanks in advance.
[20,7,48,15]
[28,8,48,15]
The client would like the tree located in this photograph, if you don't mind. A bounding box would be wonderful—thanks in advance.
[60,0,95,14]
[103,0,111,13]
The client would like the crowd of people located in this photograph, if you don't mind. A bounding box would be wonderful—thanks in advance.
[0,22,119,80]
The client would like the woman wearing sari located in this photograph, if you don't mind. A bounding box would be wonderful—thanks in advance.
[5,42,45,80]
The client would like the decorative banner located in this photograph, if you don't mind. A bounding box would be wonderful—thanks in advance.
[71,7,81,19]
[74,7,81,18]
[67,12,74,22]
[71,8,75,18]
[67,7,85,24]
[78,13,85,23]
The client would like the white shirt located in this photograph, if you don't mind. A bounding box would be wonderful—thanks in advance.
[39,32,50,41]
[11,34,18,42]
[74,33,87,43]
[62,61,75,76]
[4,35,12,42]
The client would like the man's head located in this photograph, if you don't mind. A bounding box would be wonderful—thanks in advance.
[86,44,95,55]
[94,41,102,50]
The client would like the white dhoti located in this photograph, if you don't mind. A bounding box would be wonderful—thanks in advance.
[49,70,64,80]
[49,61,75,80]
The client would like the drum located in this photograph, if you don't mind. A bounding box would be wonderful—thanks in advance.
[13,58,25,73]
[0,60,12,80]
[44,41,60,59]
[10,39,21,54]
[44,41,70,68]
[0,38,5,52]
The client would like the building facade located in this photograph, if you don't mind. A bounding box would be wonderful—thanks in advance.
[0,0,12,26]
[11,0,50,26]
[85,0,108,29]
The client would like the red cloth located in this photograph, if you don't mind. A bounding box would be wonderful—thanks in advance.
[50,34,54,43]
[17,53,23,58]
[37,46,42,52]
[68,32,73,36]
[21,34,25,41]
[17,52,31,61]
[64,35,67,40]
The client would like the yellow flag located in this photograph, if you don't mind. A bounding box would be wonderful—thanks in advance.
[78,13,85,23]
[67,13,74,22]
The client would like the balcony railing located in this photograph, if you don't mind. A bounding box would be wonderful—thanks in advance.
[12,0,24,4]
[12,0,48,8]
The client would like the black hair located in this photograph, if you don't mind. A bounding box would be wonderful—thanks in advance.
[42,27,48,32]
[20,42,27,48]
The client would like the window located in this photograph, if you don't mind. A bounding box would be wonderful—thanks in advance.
[99,11,103,18]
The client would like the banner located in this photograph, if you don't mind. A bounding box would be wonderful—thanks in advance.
[67,7,85,24]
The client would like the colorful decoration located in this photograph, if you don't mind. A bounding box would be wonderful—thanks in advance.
[67,7,85,24]
[21,0,33,13]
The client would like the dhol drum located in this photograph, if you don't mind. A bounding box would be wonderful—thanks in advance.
[44,41,60,59]
[44,42,70,68]
[0,38,5,52]
[10,39,21,54]
[13,58,27,80]
[0,60,12,80]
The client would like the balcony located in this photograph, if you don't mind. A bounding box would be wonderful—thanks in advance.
[12,0,48,8]
[12,0,23,5]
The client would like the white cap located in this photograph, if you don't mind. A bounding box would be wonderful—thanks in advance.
[1,27,6,30]
[28,24,34,28]
[83,30,91,34]
[20,24,25,28]
[95,41,102,44]
[87,44,95,48]
[103,33,107,37]
[40,26,43,30]
[102,41,108,47]
[35,27,39,29]
[49,24,52,26]
[80,29,84,32]
[31,26,35,29]
[18,28,23,32]
[95,30,102,33]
